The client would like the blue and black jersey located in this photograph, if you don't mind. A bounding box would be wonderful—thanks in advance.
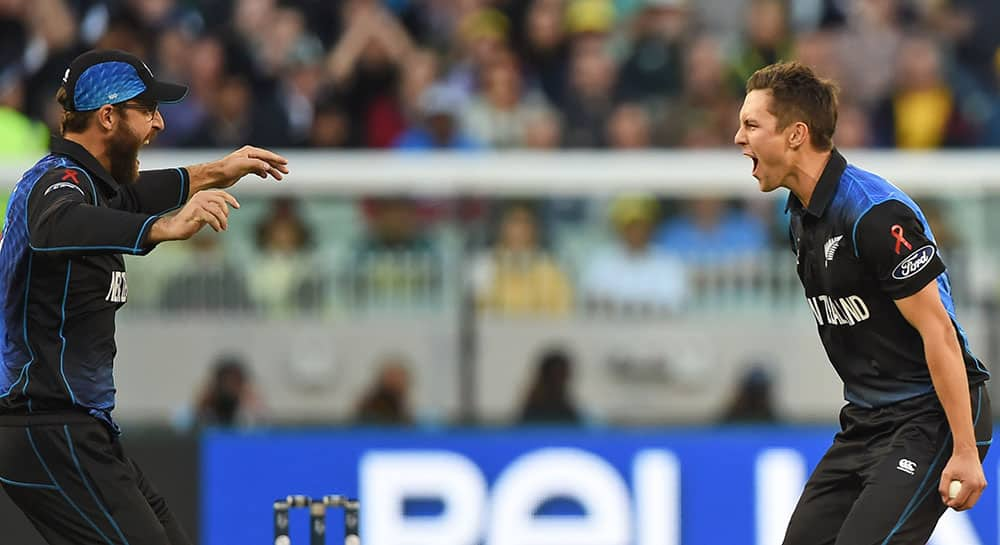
[0,137,188,429]
[788,148,989,409]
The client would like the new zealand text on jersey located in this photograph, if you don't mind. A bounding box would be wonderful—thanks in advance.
[106,271,128,303]
[807,294,871,326]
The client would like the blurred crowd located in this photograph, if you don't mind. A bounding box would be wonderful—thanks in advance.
[1,0,1000,154]
[123,191,974,317]
[185,345,779,427]
[123,193,819,317]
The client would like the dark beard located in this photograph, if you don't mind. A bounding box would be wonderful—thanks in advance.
[107,122,143,185]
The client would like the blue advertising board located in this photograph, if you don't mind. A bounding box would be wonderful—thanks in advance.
[202,427,996,545]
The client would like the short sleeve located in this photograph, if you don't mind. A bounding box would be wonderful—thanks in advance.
[853,200,945,300]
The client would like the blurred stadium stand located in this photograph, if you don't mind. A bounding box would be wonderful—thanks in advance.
[3,151,998,427]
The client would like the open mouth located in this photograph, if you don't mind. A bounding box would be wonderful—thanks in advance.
[743,153,758,176]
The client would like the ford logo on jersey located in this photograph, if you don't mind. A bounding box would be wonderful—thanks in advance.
[892,245,935,280]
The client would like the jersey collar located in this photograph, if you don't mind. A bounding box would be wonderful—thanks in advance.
[49,136,121,194]
[785,148,847,218]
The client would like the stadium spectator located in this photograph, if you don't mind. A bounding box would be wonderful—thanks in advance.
[517,0,571,105]
[307,95,352,148]
[347,197,443,309]
[398,48,441,129]
[445,8,512,98]
[462,52,555,148]
[581,195,687,315]
[834,101,872,148]
[394,84,482,149]
[472,202,573,315]
[606,103,653,148]
[522,108,564,149]
[792,29,847,86]
[872,35,977,148]
[561,36,618,147]
[183,72,291,148]
[326,0,414,147]
[660,34,740,147]
[149,25,203,146]
[355,356,413,425]
[836,0,904,107]
[654,198,768,265]
[720,364,778,424]
[728,0,791,95]
[159,231,256,313]
[249,197,316,316]
[18,0,80,127]
[271,10,327,146]
[617,0,689,102]
[194,354,266,428]
[519,348,582,424]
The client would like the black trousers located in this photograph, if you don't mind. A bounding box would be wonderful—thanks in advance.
[783,382,993,545]
[0,413,192,545]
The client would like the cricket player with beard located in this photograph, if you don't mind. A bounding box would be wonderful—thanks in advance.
[0,49,288,544]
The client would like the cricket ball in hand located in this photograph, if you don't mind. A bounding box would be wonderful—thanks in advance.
[948,480,962,500]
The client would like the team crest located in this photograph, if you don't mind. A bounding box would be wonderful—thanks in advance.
[824,235,843,267]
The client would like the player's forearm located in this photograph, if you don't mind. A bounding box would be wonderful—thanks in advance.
[183,161,226,196]
[924,327,977,453]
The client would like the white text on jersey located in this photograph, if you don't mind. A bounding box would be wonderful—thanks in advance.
[806,295,870,326]
[106,271,128,303]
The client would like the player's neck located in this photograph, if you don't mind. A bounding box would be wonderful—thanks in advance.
[784,149,833,209]
[63,132,112,175]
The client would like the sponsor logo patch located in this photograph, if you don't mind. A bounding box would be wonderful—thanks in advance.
[897,458,917,475]
[44,182,85,197]
[892,245,935,280]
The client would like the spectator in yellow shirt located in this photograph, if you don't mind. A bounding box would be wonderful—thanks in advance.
[472,202,573,315]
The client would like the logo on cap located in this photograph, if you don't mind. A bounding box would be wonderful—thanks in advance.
[63,68,70,83]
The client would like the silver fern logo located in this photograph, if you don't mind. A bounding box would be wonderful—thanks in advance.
[824,235,843,267]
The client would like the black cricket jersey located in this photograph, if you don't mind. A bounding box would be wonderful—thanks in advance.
[788,149,989,408]
[0,138,188,429]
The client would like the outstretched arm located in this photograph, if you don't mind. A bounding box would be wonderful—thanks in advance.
[184,146,289,195]
[117,146,288,216]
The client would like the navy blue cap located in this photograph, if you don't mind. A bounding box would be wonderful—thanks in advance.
[61,49,188,112]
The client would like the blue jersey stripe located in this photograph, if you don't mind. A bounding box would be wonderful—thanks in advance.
[19,253,35,404]
[58,262,77,405]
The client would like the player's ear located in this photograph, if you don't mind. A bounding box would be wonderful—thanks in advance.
[787,121,808,150]
[96,105,116,132]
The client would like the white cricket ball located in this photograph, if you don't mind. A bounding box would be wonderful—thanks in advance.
[948,480,962,500]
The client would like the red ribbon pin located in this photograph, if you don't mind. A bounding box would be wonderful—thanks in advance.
[891,224,912,255]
